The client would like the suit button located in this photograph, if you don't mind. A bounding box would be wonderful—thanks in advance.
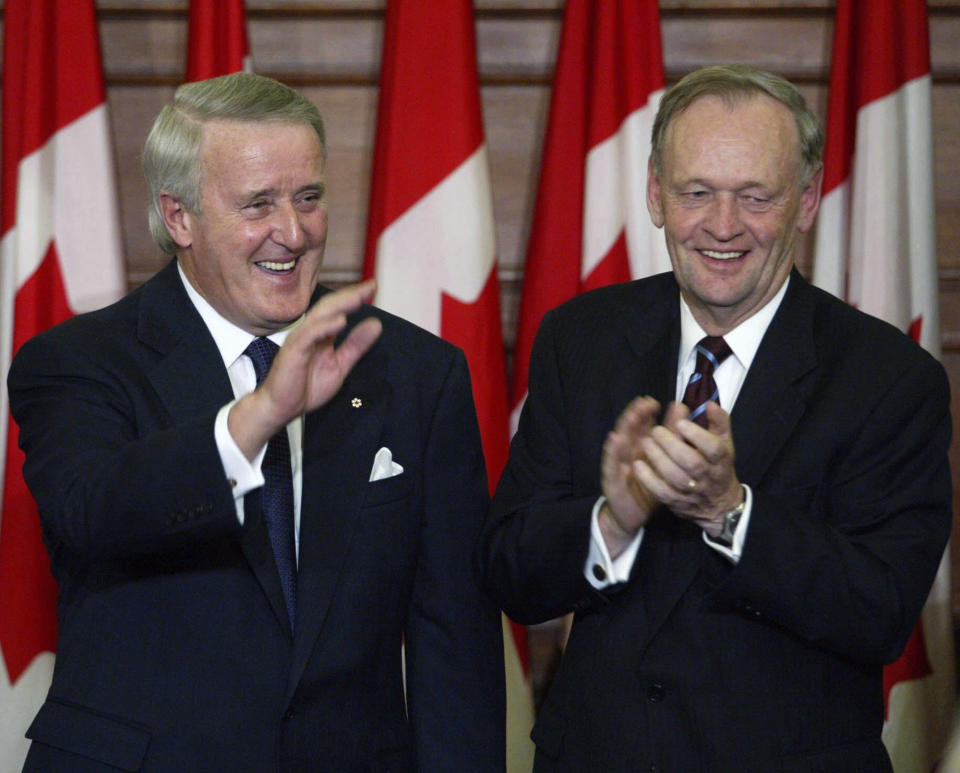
[647,682,665,702]
[283,707,296,721]
[591,563,607,581]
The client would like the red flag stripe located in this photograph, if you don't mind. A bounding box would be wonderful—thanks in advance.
[0,248,70,682]
[1,0,106,236]
[820,0,931,197]
[186,0,252,82]
[510,0,664,415]
[441,273,511,488]
[362,1,484,281]
[586,0,664,147]
[362,0,507,489]
[1,14,125,773]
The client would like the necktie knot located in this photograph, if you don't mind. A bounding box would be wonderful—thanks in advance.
[245,337,280,386]
[696,336,732,369]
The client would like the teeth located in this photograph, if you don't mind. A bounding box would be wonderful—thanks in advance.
[702,250,745,260]
[258,259,296,271]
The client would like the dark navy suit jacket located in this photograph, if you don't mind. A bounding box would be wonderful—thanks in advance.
[10,260,505,772]
[481,270,951,772]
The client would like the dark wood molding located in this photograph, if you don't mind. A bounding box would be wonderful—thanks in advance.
[99,71,960,88]
[1,1,959,19]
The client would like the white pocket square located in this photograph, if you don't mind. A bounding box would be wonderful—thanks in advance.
[369,447,404,482]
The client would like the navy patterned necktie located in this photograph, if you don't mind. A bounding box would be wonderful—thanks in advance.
[682,336,732,428]
[245,337,297,632]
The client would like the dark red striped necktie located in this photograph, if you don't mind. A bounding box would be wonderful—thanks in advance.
[682,336,732,427]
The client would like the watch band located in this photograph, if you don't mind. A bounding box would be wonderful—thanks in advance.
[713,486,746,548]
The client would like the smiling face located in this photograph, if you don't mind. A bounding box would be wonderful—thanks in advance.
[169,119,327,336]
[647,93,822,334]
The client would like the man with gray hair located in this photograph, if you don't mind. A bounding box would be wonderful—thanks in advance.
[10,72,505,771]
[481,65,950,771]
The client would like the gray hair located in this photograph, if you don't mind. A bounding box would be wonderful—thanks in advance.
[142,73,326,255]
[651,65,824,185]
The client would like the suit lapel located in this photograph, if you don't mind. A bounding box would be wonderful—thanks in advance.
[730,272,819,486]
[287,340,390,693]
[136,261,291,636]
[137,261,235,422]
[615,276,681,415]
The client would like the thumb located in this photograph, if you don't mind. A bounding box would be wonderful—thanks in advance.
[663,400,689,433]
[704,401,732,439]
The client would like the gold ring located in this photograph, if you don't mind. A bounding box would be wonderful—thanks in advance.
[687,479,696,491]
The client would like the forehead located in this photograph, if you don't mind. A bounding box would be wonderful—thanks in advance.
[662,93,801,179]
[198,119,325,176]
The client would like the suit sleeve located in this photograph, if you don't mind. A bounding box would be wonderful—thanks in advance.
[715,350,953,665]
[403,349,506,772]
[8,322,240,562]
[480,310,602,625]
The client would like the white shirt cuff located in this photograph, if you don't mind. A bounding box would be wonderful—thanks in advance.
[214,400,266,525]
[584,496,644,589]
[701,484,753,563]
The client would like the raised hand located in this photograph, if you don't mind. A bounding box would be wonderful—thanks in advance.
[229,281,383,460]
[599,396,661,557]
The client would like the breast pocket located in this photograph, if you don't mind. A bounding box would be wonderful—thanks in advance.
[363,473,412,508]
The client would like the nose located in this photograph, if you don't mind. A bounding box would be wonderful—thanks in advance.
[703,193,743,242]
[272,202,307,252]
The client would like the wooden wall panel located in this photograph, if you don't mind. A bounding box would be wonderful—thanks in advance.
[661,16,833,79]
[2,1,960,619]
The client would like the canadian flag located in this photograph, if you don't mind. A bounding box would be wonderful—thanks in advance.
[510,0,668,430]
[813,1,954,769]
[361,1,530,768]
[0,1,126,769]
[186,0,253,81]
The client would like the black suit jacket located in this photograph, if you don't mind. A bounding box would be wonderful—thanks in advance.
[9,260,505,772]
[481,271,951,772]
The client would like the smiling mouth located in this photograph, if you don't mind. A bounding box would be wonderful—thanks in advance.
[700,249,747,261]
[256,258,298,273]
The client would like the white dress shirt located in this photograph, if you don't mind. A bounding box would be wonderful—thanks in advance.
[178,265,303,561]
[585,277,791,588]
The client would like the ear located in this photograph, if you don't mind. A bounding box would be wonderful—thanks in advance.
[158,192,195,249]
[646,158,665,228]
[795,164,823,234]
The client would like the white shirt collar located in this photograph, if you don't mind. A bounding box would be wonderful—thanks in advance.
[678,275,791,372]
[177,262,298,369]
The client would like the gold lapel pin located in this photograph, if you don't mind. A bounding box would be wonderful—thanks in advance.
[351,397,363,408]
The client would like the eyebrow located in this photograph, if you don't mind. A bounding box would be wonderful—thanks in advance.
[243,182,325,199]
[677,178,772,192]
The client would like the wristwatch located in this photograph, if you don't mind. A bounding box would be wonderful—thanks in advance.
[713,486,746,548]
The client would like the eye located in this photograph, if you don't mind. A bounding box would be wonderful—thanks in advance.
[296,189,325,211]
[740,194,773,212]
[243,199,271,214]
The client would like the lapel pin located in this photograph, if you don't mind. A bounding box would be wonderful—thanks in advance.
[351,397,363,408]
